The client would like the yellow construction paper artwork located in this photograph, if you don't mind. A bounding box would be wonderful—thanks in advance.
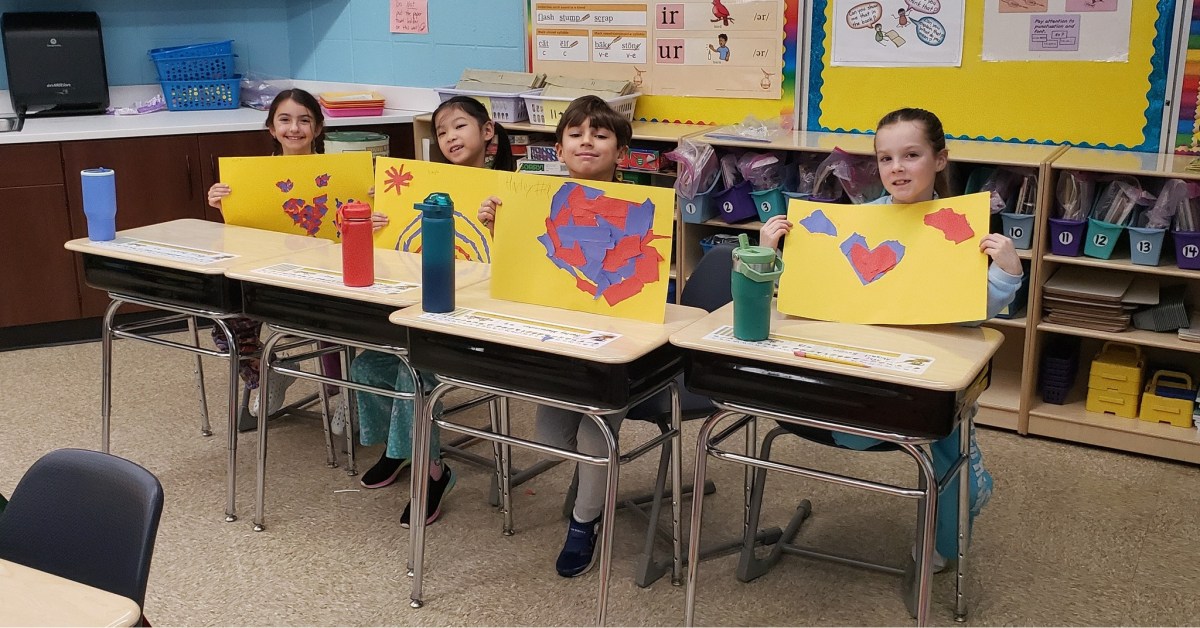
[373,157,675,323]
[776,193,990,325]
[374,158,498,260]
[219,153,374,241]
[494,176,675,323]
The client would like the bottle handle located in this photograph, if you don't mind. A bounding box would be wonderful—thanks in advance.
[741,259,785,282]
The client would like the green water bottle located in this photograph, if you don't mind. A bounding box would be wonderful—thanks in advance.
[731,233,784,341]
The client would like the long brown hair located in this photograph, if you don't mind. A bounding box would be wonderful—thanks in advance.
[266,89,325,154]
[876,107,950,198]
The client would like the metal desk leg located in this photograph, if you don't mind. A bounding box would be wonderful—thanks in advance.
[211,318,241,524]
[100,299,121,453]
[584,412,621,626]
[685,409,737,626]
[498,396,514,536]
[253,331,288,531]
[901,443,939,627]
[410,381,453,609]
[955,421,970,622]
[341,347,358,476]
[187,316,213,437]
[315,358,337,469]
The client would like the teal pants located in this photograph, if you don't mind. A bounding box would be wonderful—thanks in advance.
[832,420,993,561]
[350,351,441,461]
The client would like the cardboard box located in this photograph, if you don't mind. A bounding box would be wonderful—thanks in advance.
[517,158,570,176]
[616,170,651,185]
[527,143,558,162]
[619,147,662,172]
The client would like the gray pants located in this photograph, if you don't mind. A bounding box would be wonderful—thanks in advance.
[535,405,627,523]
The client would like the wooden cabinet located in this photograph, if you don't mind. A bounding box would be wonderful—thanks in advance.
[1026,147,1200,464]
[63,135,206,317]
[0,142,81,326]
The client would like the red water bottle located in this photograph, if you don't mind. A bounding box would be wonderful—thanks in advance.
[339,201,374,287]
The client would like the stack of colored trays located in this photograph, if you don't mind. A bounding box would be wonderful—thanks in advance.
[319,91,385,117]
[1039,336,1079,405]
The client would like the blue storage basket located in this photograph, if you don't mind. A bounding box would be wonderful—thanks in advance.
[152,54,236,82]
[679,177,722,224]
[751,187,786,222]
[148,40,234,60]
[161,76,241,111]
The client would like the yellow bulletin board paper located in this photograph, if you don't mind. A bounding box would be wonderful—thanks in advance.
[809,0,1172,150]
[219,153,374,241]
[374,158,498,261]
[776,193,989,325]
[495,175,675,323]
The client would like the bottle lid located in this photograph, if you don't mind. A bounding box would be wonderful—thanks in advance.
[732,232,777,265]
[415,192,453,219]
[339,200,372,220]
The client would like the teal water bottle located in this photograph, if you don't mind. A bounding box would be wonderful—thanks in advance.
[415,192,455,313]
[731,233,784,341]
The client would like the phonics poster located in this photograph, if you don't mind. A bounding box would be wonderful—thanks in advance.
[219,153,374,241]
[373,158,675,323]
[831,0,965,67]
[776,192,989,324]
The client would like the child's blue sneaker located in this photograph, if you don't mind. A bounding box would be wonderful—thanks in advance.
[555,514,602,578]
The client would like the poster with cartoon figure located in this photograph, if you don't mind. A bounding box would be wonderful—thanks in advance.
[219,153,374,241]
[831,0,965,67]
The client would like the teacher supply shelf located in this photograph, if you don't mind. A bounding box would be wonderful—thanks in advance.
[1043,254,1200,279]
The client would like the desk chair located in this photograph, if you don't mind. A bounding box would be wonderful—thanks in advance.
[0,448,164,626]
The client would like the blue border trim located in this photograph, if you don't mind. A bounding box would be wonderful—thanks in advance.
[806,0,1178,152]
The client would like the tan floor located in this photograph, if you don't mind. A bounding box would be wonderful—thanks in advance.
[1,334,1197,626]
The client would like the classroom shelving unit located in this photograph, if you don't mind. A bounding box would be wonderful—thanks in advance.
[692,131,1066,432]
[1028,147,1200,464]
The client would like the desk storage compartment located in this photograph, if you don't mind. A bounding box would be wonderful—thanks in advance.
[241,283,407,347]
[408,329,682,409]
[684,352,990,440]
[81,254,239,312]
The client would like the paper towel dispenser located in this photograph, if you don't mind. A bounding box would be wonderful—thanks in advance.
[2,11,109,117]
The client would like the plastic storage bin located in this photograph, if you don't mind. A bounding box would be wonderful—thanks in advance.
[679,177,722,224]
[152,53,235,82]
[1000,212,1035,250]
[161,77,241,111]
[751,187,786,222]
[1084,218,1123,259]
[713,181,757,224]
[1172,230,1200,270]
[434,86,535,123]
[1049,218,1086,256]
[148,40,233,60]
[522,90,639,127]
[1127,226,1166,266]
[1139,371,1195,428]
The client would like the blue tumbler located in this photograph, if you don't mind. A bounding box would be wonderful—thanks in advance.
[81,167,117,241]
[415,192,455,313]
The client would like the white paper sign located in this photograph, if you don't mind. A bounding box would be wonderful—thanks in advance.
[981,0,1131,62]
[831,0,965,67]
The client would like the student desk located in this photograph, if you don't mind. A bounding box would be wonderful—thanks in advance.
[0,558,141,627]
[223,245,490,531]
[670,304,1002,626]
[391,284,706,625]
[64,219,332,522]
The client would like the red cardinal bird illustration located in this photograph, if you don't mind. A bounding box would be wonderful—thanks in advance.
[711,0,734,26]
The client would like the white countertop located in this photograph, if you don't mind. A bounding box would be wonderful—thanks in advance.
[0,80,438,145]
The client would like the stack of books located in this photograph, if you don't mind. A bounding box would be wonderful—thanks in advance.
[318,91,385,118]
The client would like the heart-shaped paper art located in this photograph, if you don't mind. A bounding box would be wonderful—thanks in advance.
[537,182,667,306]
[840,233,906,285]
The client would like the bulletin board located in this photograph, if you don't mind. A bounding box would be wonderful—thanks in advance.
[806,0,1177,151]
[1172,0,1200,154]
[525,0,802,125]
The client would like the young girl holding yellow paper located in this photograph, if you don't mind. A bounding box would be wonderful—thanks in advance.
[478,96,634,579]
[761,107,1023,617]
[205,89,386,419]
[350,96,513,529]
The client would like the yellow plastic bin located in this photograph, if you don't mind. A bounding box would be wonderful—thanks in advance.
[1138,371,1195,428]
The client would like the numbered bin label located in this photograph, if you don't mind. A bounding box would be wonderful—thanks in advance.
[1183,243,1200,259]
[722,201,734,213]
[1008,226,1024,239]
[1136,240,1153,254]
[1058,231,1074,245]
[685,202,696,215]
[1092,233,1109,247]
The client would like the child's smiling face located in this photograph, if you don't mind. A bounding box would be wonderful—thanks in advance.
[556,117,626,181]
[435,105,494,168]
[269,98,321,155]
[874,120,947,204]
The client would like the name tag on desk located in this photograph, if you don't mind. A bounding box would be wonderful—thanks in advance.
[253,263,419,295]
[91,237,237,265]
[702,325,934,375]
[419,308,622,350]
